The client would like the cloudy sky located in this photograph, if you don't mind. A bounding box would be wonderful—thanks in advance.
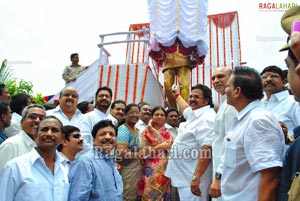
[0,0,295,95]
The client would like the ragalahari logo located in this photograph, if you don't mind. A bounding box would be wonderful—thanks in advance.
[259,2,298,12]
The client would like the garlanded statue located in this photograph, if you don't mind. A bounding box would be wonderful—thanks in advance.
[147,0,208,108]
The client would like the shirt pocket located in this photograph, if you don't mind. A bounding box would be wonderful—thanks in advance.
[224,141,237,168]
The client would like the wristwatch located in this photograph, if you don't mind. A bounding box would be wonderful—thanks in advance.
[215,172,222,180]
[192,175,200,181]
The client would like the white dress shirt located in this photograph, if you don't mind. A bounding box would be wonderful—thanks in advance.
[0,148,69,201]
[262,90,300,136]
[46,105,83,126]
[0,130,36,171]
[79,108,108,151]
[4,112,22,137]
[135,119,148,134]
[107,114,118,126]
[165,106,216,200]
[212,94,237,176]
[165,123,178,139]
[221,100,285,201]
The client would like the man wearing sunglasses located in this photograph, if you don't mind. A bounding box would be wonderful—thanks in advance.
[0,104,46,171]
[57,125,83,168]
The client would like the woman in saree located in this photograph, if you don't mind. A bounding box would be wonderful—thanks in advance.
[116,103,143,201]
[138,106,173,201]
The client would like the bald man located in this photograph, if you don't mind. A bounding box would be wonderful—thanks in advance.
[209,67,237,200]
[47,87,83,126]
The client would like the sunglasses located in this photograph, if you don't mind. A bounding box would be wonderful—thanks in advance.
[27,113,45,121]
[71,133,81,139]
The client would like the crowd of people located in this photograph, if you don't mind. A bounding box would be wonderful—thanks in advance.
[0,5,299,201]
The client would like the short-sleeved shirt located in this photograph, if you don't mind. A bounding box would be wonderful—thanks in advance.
[165,106,216,187]
[221,100,285,201]
[117,125,140,151]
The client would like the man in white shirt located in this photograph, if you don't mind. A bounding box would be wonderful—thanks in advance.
[209,67,237,200]
[47,86,83,126]
[107,100,126,126]
[165,108,179,139]
[80,86,112,151]
[260,65,300,136]
[165,84,215,201]
[0,104,46,171]
[5,93,31,137]
[57,125,83,169]
[135,102,152,134]
[0,115,69,201]
[221,66,285,201]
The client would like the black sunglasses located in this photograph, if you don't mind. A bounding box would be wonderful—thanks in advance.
[71,133,81,139]
[27,113,45,121]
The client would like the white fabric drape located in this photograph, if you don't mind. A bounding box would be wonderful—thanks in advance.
[147,0,209,56]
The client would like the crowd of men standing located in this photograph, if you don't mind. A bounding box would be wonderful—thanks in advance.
[0,5,300,201]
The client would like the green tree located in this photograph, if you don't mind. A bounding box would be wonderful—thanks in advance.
[0,59,14,83]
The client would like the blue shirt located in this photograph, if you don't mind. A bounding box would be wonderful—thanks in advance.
[278,125,300,201]
[0,131,8,145]
[68,150,123,201]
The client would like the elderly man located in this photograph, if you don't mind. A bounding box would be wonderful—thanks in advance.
[80,86,112,151]
[47,86,83,126]
[209,67,237,200]
[107,100,126,126]
[165,84,215,201]
[0,104,46,171]
[221,66,285,201]
[68,120,123,201]
[260,65,300,136]
[277,6,300,201]
[0,101,12,144]
[0,115,69,201]
[57,125,83,167]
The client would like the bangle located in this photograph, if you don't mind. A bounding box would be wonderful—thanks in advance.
[174,93,180,99]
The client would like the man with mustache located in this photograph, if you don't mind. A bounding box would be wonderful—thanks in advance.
[80,86,112,152]
[260,65,300,137]
[68,120,123,201]
[107,100,126,126]
[0,104,46,171]
[57,125,84,168]
[135,102,152,134]
[0,115,69,201]
[47,86,83,126]
[165,84,215,201]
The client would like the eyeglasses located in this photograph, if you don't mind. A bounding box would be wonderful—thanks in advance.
[261,74,281,80]
[27,113,45,120]
[71,133,81,139]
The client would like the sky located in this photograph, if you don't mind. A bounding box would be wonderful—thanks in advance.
[0,0,296,96]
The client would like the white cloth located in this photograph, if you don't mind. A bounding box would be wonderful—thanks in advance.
[0,130,36,171]
[165,123,178,139]
[46,105,83,126]
[165,106,215,201]
[135,119,148,134]
[79,109,108,152]
[221,100,285,201]
[107,114,118,126]
[262,90,300,136]
[4,112,22,137]
[212,94,237,176]
[178,186,208,201]
[147,0,209,56]
[0,148,69,201]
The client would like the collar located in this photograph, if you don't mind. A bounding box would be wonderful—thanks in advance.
[270,90,289,102]
[192,105,212,117]
[54,105,82,116]
[30,148,68,166]
[94,108,108,116]
[220,93,227,104]
[236,99,262,121]
[137,119,147,126]
[20,130,36,147]
[12,112,22,121]
[107,114,118,126]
